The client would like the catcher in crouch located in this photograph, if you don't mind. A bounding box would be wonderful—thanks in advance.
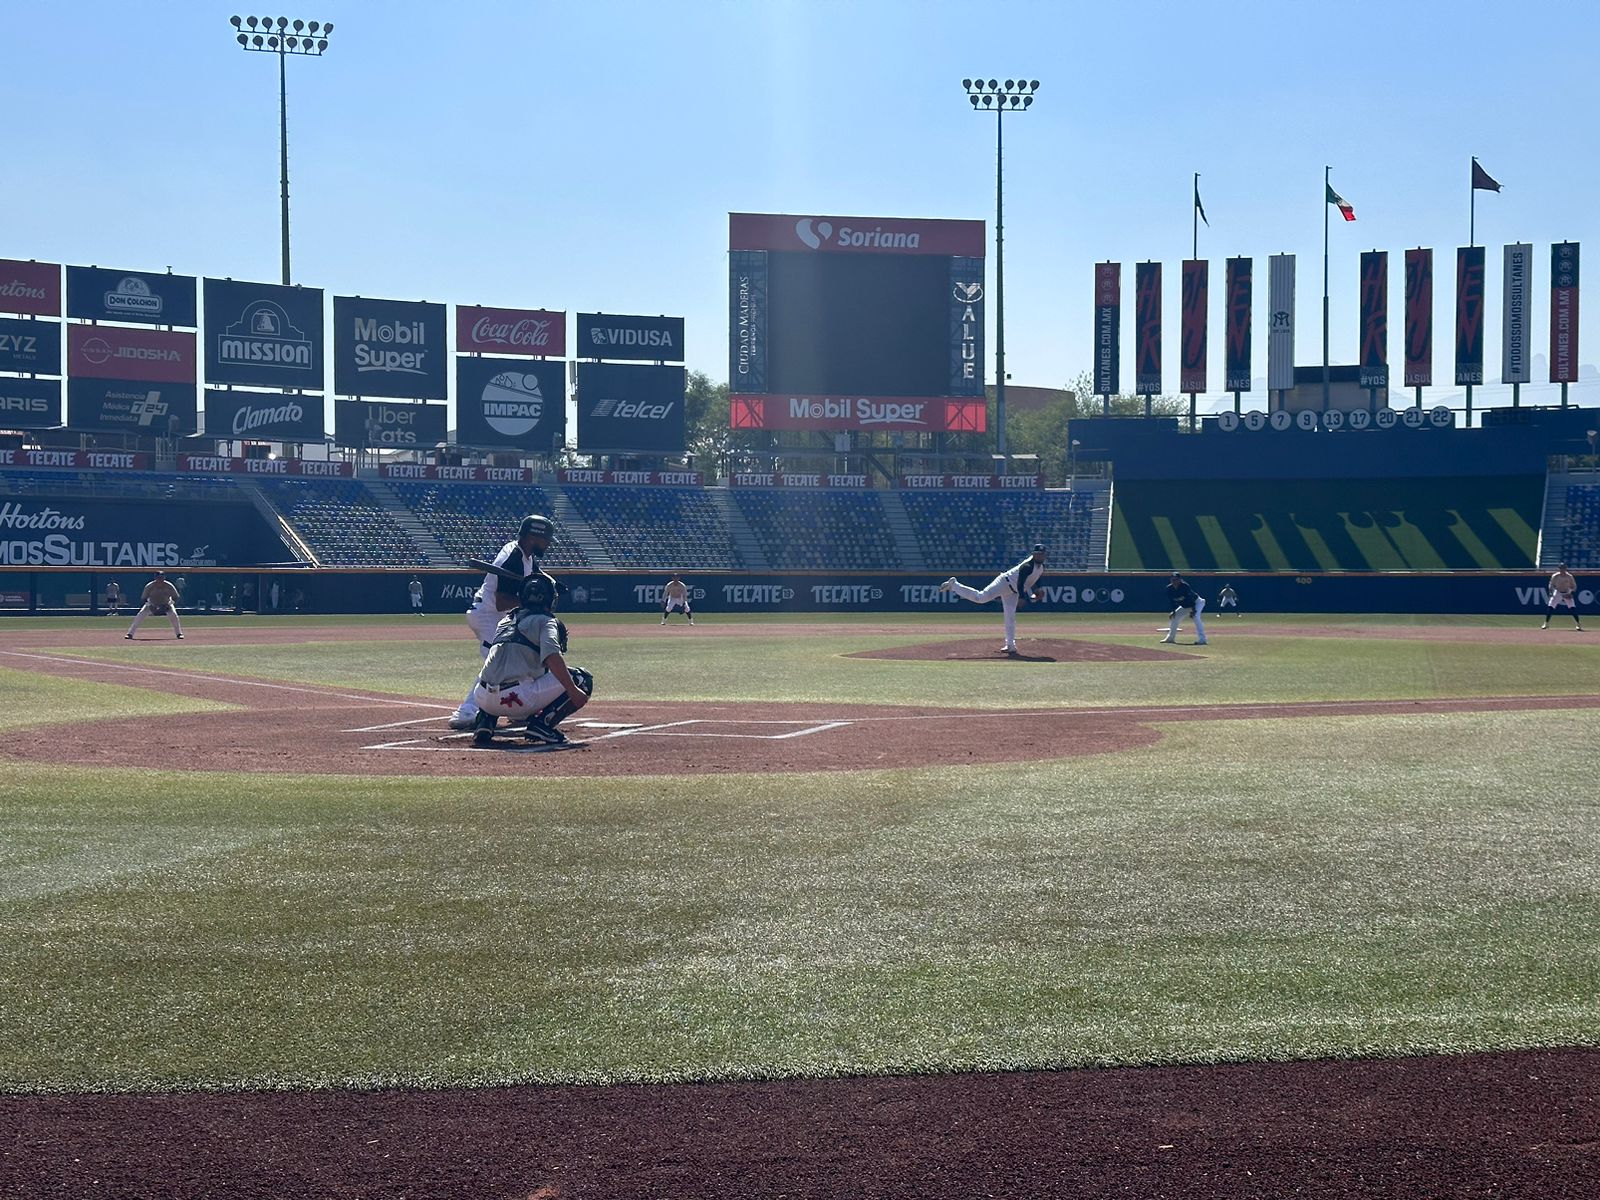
[470,571,593,747]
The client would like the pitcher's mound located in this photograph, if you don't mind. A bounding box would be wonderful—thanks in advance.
[850,638,1192,663]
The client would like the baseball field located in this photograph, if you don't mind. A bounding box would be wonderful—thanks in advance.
[1,611,1597,1197]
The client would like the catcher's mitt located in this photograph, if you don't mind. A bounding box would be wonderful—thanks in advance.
[555,617,569,653]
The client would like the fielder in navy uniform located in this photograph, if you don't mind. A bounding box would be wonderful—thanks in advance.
[1162,571,1207,645]
[470,572,593,746]
[940,544,1048,656]
[449,514,554,729]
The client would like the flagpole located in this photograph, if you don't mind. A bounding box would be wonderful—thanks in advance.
[1470,157,1476,247]
[1322,165,1331,412]
[1193,172,1199,259]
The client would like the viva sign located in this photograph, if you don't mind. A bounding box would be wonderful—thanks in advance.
[333,296,447,399]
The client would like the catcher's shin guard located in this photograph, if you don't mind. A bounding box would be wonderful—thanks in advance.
[536,666,593,727]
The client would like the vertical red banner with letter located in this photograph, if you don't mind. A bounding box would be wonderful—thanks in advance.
[1135,262,1162,395]
[1454,246,1485,386]
[1404,249,1433,387]
[1550,242,1580,384]
[1358,251,1388,389]
[1180,260,1208,393]
[1093,263,1120,396]
[1224,257,1251,392]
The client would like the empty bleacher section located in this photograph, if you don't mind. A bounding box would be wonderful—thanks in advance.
[900,490,1100,571]
[731,489,902,570]
[562,486,740,570]
[0,469,247,503]
[386,482,589,569]
[1108,476,1545,571]
[1560,482,1600,568]
[255,478,427,567]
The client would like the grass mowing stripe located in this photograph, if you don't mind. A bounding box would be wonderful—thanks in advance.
[1,709,1596,1091]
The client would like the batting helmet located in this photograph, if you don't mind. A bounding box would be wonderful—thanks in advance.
[519,514,554,541]
[519,571,559,611]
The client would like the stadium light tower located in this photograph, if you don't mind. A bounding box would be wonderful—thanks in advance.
[963,77,1038,462]
[230,15,334,285]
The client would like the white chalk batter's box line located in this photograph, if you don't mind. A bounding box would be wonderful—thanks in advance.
[359,716,855,751]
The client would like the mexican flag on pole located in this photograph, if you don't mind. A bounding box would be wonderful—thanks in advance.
[1327,183,1356,221]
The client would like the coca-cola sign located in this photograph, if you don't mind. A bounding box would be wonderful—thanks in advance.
[457,306,566,356]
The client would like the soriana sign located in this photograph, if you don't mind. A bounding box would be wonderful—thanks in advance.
[730,213,985,257]
[456,306,565,356]
[730,394,986,433]
[68,324,195,383]
[0,259,61,316]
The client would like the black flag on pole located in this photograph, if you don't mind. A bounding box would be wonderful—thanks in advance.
[1471,158,1501,192]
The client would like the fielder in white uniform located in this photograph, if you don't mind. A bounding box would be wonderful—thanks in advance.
[661,575,694,625]
[1540,564,1584,631]
[940,544,1048,656]
[449,514,553,729]
[471,572,593,746]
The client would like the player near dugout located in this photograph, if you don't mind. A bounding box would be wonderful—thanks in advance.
[124,571,184,640]
[449,514,554,730]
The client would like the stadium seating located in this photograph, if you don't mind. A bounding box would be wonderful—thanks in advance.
[1560,483,1600,568]
[731,490,902,570]
[388,482,589,569]
[0,469,247,502]
[900,490,1099,572]
[562,486,740,569]
[255,478,425,566]
[1109,476,1545,571]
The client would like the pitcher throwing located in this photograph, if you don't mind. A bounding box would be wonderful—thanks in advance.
[940,544,1048,657]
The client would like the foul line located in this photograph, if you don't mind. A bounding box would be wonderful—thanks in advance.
[0,649,453,711]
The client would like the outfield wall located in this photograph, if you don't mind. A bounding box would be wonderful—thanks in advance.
[3,568,1587,617]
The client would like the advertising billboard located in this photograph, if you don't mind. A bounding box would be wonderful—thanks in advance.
[333,399,447,448]
[948,257,984,396]
[1180,259,1208,394]
[1267,254,1295,391]
[0,259,61,316]
[67,378,197,435]
[1135,262,1161,395]
[0,376,62,428]
[456,306,565,356]
[202,389,326,442]
[729,250,768,393]
[577,313,685,362]
[728,395,985,434]
[1358,250,1388,389]
[454,357,566,451]
[576,362,686,452]
[65,266,197,327]
[1224,257,1252,393]
[203,278,324,390]
[0,316,61,374]
[1454,246,1486,386]
[1550,242,1579,385]
[1404,248,1433,388]
[67,324,195,383]
[1501,243,1532,385]
[332,296,447,399]
[1093,262,1120,396]
[729,213,986,257]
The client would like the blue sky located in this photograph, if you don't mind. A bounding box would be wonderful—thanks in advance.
[6,0,1597,409]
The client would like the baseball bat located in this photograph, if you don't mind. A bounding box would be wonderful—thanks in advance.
[464,557,523,586]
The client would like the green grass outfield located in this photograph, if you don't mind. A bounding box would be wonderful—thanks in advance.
[1,613,1597,1092]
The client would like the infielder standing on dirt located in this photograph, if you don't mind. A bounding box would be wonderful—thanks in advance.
[471,572,593,747]
[449,514,554,730]
[940,544,1048,657]
[1540,564,1584,631]
[1217,584,1240,615]
[661,574,694,625]
[125,571,184,640]
[1162,571,1207,645]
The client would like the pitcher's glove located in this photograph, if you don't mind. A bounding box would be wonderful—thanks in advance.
[555,617,569,653]
[151,603,171,616]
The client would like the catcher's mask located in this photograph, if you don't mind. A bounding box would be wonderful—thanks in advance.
[519,571,558,611]
[519,514,554,542]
